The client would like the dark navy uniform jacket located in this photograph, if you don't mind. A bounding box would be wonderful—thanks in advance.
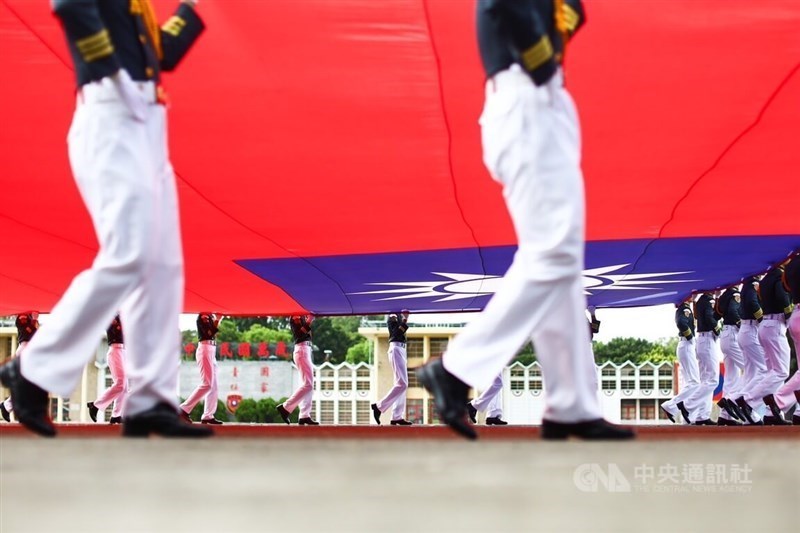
[197,313,218,342]
[588,317,600,339]
[760,266,792,317]
[675,303,695,340]
[717,287,742,327]
[694,294,721,333]
[15,314,39,343]
[476,0,585,85]
[53,0,205,87]
[740,277,764,320]
[290,316,313,344]
[784,254,800,305]
[107,316,124,344]
[387,315,409,343]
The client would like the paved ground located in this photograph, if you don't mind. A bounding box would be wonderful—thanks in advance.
[1,429,798,533]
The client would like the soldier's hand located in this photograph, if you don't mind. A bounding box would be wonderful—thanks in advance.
[112,69,147,122]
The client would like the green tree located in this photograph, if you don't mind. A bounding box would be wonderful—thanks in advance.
[216,319,242,342]
[241,324,292,344]
[181,329,198,345]
[312,317,363,364]
[593,337,661,365]
[229,316,290,332]
[346,339,372,364]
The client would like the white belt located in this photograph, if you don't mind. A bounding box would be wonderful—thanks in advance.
[740,319,758,325]
[199,339,216,345]
[390,341,406,347]
[78,78,157,105]
[763,314,785,321]
[109,343,124,347]
[697,331,716,337]
[722,325,739,330]
[296,341,312,346]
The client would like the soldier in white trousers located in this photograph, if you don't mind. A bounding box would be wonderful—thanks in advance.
[467,373,508,425]
[735,276,769,424]
[758,263,793,425]
[417,0,632,440]
[772,253,799,423]
[716,287,746,424]
[681,294,720,425]
[661,301,699,424]
[180,313,223,424]
[372,311,412,425]
[1,312,39,423]
[88,315,126,424]
[0,0,211,437]
[278,315,319,426]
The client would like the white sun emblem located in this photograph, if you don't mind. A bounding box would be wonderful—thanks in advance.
[350,264,698,302]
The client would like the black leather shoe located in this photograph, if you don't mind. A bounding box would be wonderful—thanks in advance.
[717,417,742,426]
[735,397,758,425]
[179,409,193,424]
[728,401,747,423]
[466,402,477,424]
[693,419,716,426]
[0,402,10,422]
[762,415,791,426]
[298,417,319,426]
[87,401,99,422]
[277,404,291,424]
[0,358,55,437]
[416,359,476,440]
[201,417,223,425]
[122,403,213,438]
[762,394,786,421]
[793,414,800,425]
[541,418,635,440]
[660,405,676,424]
[390,419,413,425]
[108,416,122,424]
[485,416,508,425]
[717,398,739,421]
[371,403,382,425]
[676,401,691,424]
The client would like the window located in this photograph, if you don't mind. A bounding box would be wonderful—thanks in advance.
[407,399,424,425]
[319,400,334,424]
[621,380,636,390]
[639,399,656,420]
[407,339,424,359]
[427,399,441,425]
[601,380,616,390]
[621,399,636,420]
[530,366,542,377]
[407,368,420,389]
[639,367,654,377]
[339,367,353,379]
[320,367,335,378]
[356,380,370,391]
[659,379,673,390]
[320,381,334,391]
[429,337,449,358]
[356,401,371,424]
[659,366,673,377]
[356,367,371,378]
[639,380,653,390]
[530,380,543,391]
[620,365,635,377]
[338,401,352,424]
[339,380,352,391]
[510,366,525,391]
[601,367,616,377]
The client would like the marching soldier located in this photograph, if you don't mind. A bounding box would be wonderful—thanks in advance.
[88,315,127,424]
[759,263,793,425]
[1,312,39,423]
[372,311,413,425]
[735,276,769,424]
[715,286,746,424]
[682,293,721,425]
[278,315,319,426]
[773,252,800,423]
[0,0,211,437]
[180,313,224,425]
[467,373,509,425]
[661,299,699,424]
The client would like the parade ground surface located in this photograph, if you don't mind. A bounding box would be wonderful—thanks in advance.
[1,425,798,533]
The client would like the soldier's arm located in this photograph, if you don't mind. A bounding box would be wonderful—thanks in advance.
[52,0,121,82]
[159,1,206,71]
[562,0,586,40]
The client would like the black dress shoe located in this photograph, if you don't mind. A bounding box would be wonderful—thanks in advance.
[693,419,716,426]
[390,419,413,425]
[277,404,291,424]
[793,414,800,425]
[87,401,99,422]
[179,409,193,424]
[762,394,786,421]
[298,417,319,425]
[371,403,382,425]
[201,417,223,425]
[728,401,747,423]
[122,403,213,438]
[416,359,476,440]
[762,415,792,426]
[717,417,742,426]
[660,405,676,424]
[108,416,122,424]
[0,358,55,437]
[734,397,758,425]
[541,418,635,440]
[676,401,691,425]
[466,402,477,424]
[717,398,739,421]
[485,416,508,425]
[0,402,10,422]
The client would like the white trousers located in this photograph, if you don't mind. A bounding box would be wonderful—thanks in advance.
[662,338,699,417]
[443,66,601,423]
[738,321,769,406]
[719,326,745,418]
[756,317,791,398]
[21,79,184,417]
[775,308,800,411]
[470,373,504,418]
[180,342,219,420]
[2,341,28,413]
[284,342,314,419]
[682,334,719,422]
[376,343,408,420]
[94,343,126,418]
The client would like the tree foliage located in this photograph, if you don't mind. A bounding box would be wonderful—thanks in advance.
[345,339,372,364]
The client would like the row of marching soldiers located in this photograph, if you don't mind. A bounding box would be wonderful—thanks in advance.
[662,252,800,426]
